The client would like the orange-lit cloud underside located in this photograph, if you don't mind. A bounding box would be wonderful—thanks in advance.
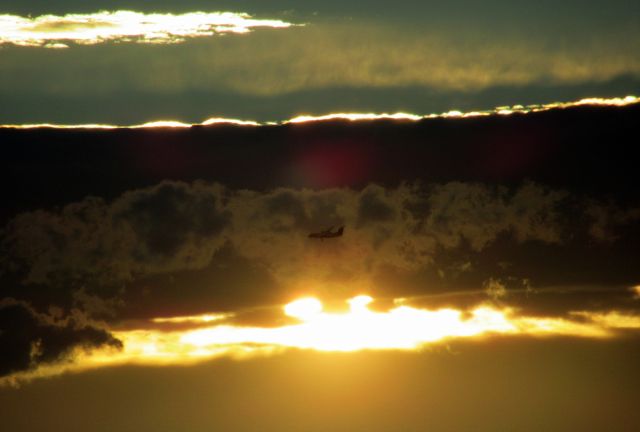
[0,11,296,48]
[9,295,640,385]
[2,96,638,130]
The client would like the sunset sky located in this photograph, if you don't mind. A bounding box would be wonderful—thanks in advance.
[1,1,640,431]
[1,1,640,123]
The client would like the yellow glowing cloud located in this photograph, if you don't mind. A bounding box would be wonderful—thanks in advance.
[286,112,423,124]
[5,295,640,385]
[0,11,297,47]
[0,123,120,130]
[284,297,324,320]
[151,312,231,324]
[3,95,637,130]
[201,117,260,126]
[175,296,619,353]
[571,311,640,330]
[133,120,192,128]
[111,295,640,358]
[0,117,261,130]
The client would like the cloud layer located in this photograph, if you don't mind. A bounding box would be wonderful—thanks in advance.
[3,181,230,286]
[2,181,568,291]
[1,20,638,98]
[6,178,638,303]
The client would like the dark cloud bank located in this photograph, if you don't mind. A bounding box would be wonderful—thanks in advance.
[1,103,640,379]
[0,299,121,381]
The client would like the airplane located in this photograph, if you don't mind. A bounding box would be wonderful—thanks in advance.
[308,226,344,239]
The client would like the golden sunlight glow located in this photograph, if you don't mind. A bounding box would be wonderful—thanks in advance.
[0,11,297,48]
[286,112,424,123]
[6,295,640,385]
[134,120,192,128]
[284,297,324,321]
[2,96,638,130]
[201,117,260,126]
[112,296,640,360]
[151,312,230,324]
[0,117,261,130]
[571,311,640,329]
[285,96,640,124]
[0,123,120,130]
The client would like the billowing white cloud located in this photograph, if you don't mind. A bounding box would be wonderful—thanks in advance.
[0,11,297,48]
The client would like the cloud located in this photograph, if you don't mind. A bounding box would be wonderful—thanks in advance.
[218,181,569,298]
[0,299,121,381]
[421,182,565,251]
[149,22,640,96]
[0,11,297,48]
[586,201,640,242]
[484,278,508,300]
[2,181,230,285]
[1,20,639,101]
[1,95,638,129]
[2,180,568,301]
[5,177,640,331]
[7,293,640,385]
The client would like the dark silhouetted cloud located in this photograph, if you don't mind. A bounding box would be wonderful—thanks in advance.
[0,299,121,380]
[0,179,598,311]
[2,181,230,286]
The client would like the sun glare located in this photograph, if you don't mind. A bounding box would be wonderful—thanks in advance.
[103,296,640,364]
[284,297,324,321]
[7,295,640,384]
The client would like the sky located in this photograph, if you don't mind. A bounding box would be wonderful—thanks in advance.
[2,1,640,431]
[1,1,639,123]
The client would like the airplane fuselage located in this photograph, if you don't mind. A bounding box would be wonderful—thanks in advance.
[308,226,344,239]
[308,232,341,239]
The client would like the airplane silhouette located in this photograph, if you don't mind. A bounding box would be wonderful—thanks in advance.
[308,226,344,239]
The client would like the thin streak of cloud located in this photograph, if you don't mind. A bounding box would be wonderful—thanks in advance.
[1,95,637,129]
[0,11,297,48]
